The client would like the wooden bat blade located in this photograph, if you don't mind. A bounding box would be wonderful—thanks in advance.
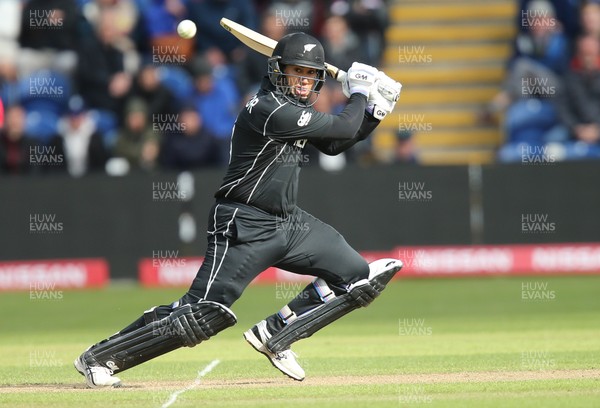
[220,18,277,57]
[219,17,344,80]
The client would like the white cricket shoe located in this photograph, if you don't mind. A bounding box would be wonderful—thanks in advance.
[243,320,305,381]
[74,353,122,388]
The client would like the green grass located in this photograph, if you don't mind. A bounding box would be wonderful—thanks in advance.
[1,275,600,407]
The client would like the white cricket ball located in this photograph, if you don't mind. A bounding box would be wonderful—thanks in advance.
[177,19,197,39]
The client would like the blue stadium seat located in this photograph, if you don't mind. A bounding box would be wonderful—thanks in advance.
[19,70,71,115]
[24,109,59,144]
[0,81,20,107]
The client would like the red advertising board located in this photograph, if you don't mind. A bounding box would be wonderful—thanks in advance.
[138,243,600,287]
[0,258,109,291]
[138,257,312,287]
[392,243,600,277]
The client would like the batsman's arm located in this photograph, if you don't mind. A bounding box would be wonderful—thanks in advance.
[267,94,368,143]
[311,111,381,156]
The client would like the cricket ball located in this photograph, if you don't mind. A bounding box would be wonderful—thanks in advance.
[177,19,197,39]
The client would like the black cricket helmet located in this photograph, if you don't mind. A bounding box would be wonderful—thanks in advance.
[268,32,326,106]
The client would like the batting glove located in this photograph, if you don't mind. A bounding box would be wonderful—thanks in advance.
[344,62,378,98]
[367,71,402,120]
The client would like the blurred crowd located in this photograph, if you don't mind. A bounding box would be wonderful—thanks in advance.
[486,0,600,163]
[0,0,389,176]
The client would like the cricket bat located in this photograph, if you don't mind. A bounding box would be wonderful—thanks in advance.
[219,17,346,82]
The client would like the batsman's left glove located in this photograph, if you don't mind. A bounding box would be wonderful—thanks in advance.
[366,71,402,120]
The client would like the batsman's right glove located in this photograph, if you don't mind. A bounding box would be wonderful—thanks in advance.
[367,71,402,120]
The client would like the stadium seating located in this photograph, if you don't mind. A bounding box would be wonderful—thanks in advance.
[375,0,518,165]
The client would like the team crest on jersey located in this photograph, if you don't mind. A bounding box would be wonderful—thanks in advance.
[245,95,259,113]
[297,110,312,127]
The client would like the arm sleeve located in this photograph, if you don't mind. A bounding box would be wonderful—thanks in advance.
[266,93,368,142]
[310,111,381,155]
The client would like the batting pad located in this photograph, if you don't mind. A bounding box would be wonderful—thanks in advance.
[266,259,402,353]
[82,301,236,374]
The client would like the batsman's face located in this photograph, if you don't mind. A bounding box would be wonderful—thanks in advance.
[283,65,317,100]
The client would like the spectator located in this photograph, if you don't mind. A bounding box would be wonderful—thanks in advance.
[0,0,20,81]
[81,0,139,37]
[491,58,567,163]
[556,34,600,159]
[128,62,179,119]
[580,1,600,39]
[76,8,134,144]
[191,55,240,165]
[333,0,389,66]
[48,95,109,176]
[394,129,418,165]
[18,0,80,76]
[513,0,570,75]
[114,98,160,170]
[159,106,219,170]
[0,105,38,175]
[518,0,582,42]
[320,15,363,72]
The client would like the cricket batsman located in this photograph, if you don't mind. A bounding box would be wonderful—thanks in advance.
[74,32,403,387]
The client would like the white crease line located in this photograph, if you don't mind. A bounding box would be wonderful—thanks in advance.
[161,359,220,408]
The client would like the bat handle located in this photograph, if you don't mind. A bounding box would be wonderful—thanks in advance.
[325,63,346,83]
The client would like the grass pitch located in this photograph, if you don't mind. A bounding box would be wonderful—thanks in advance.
[1,275,599,407]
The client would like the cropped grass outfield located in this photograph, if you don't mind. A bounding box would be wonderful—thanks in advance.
[1,276,599,407]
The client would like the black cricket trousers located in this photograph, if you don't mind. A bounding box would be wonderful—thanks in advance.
[176,198,370,332]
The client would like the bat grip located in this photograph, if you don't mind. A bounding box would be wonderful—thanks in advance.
[325,63,346,83]
[335,70,347,84]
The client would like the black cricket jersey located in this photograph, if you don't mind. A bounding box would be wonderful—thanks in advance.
[214,77,380,215]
